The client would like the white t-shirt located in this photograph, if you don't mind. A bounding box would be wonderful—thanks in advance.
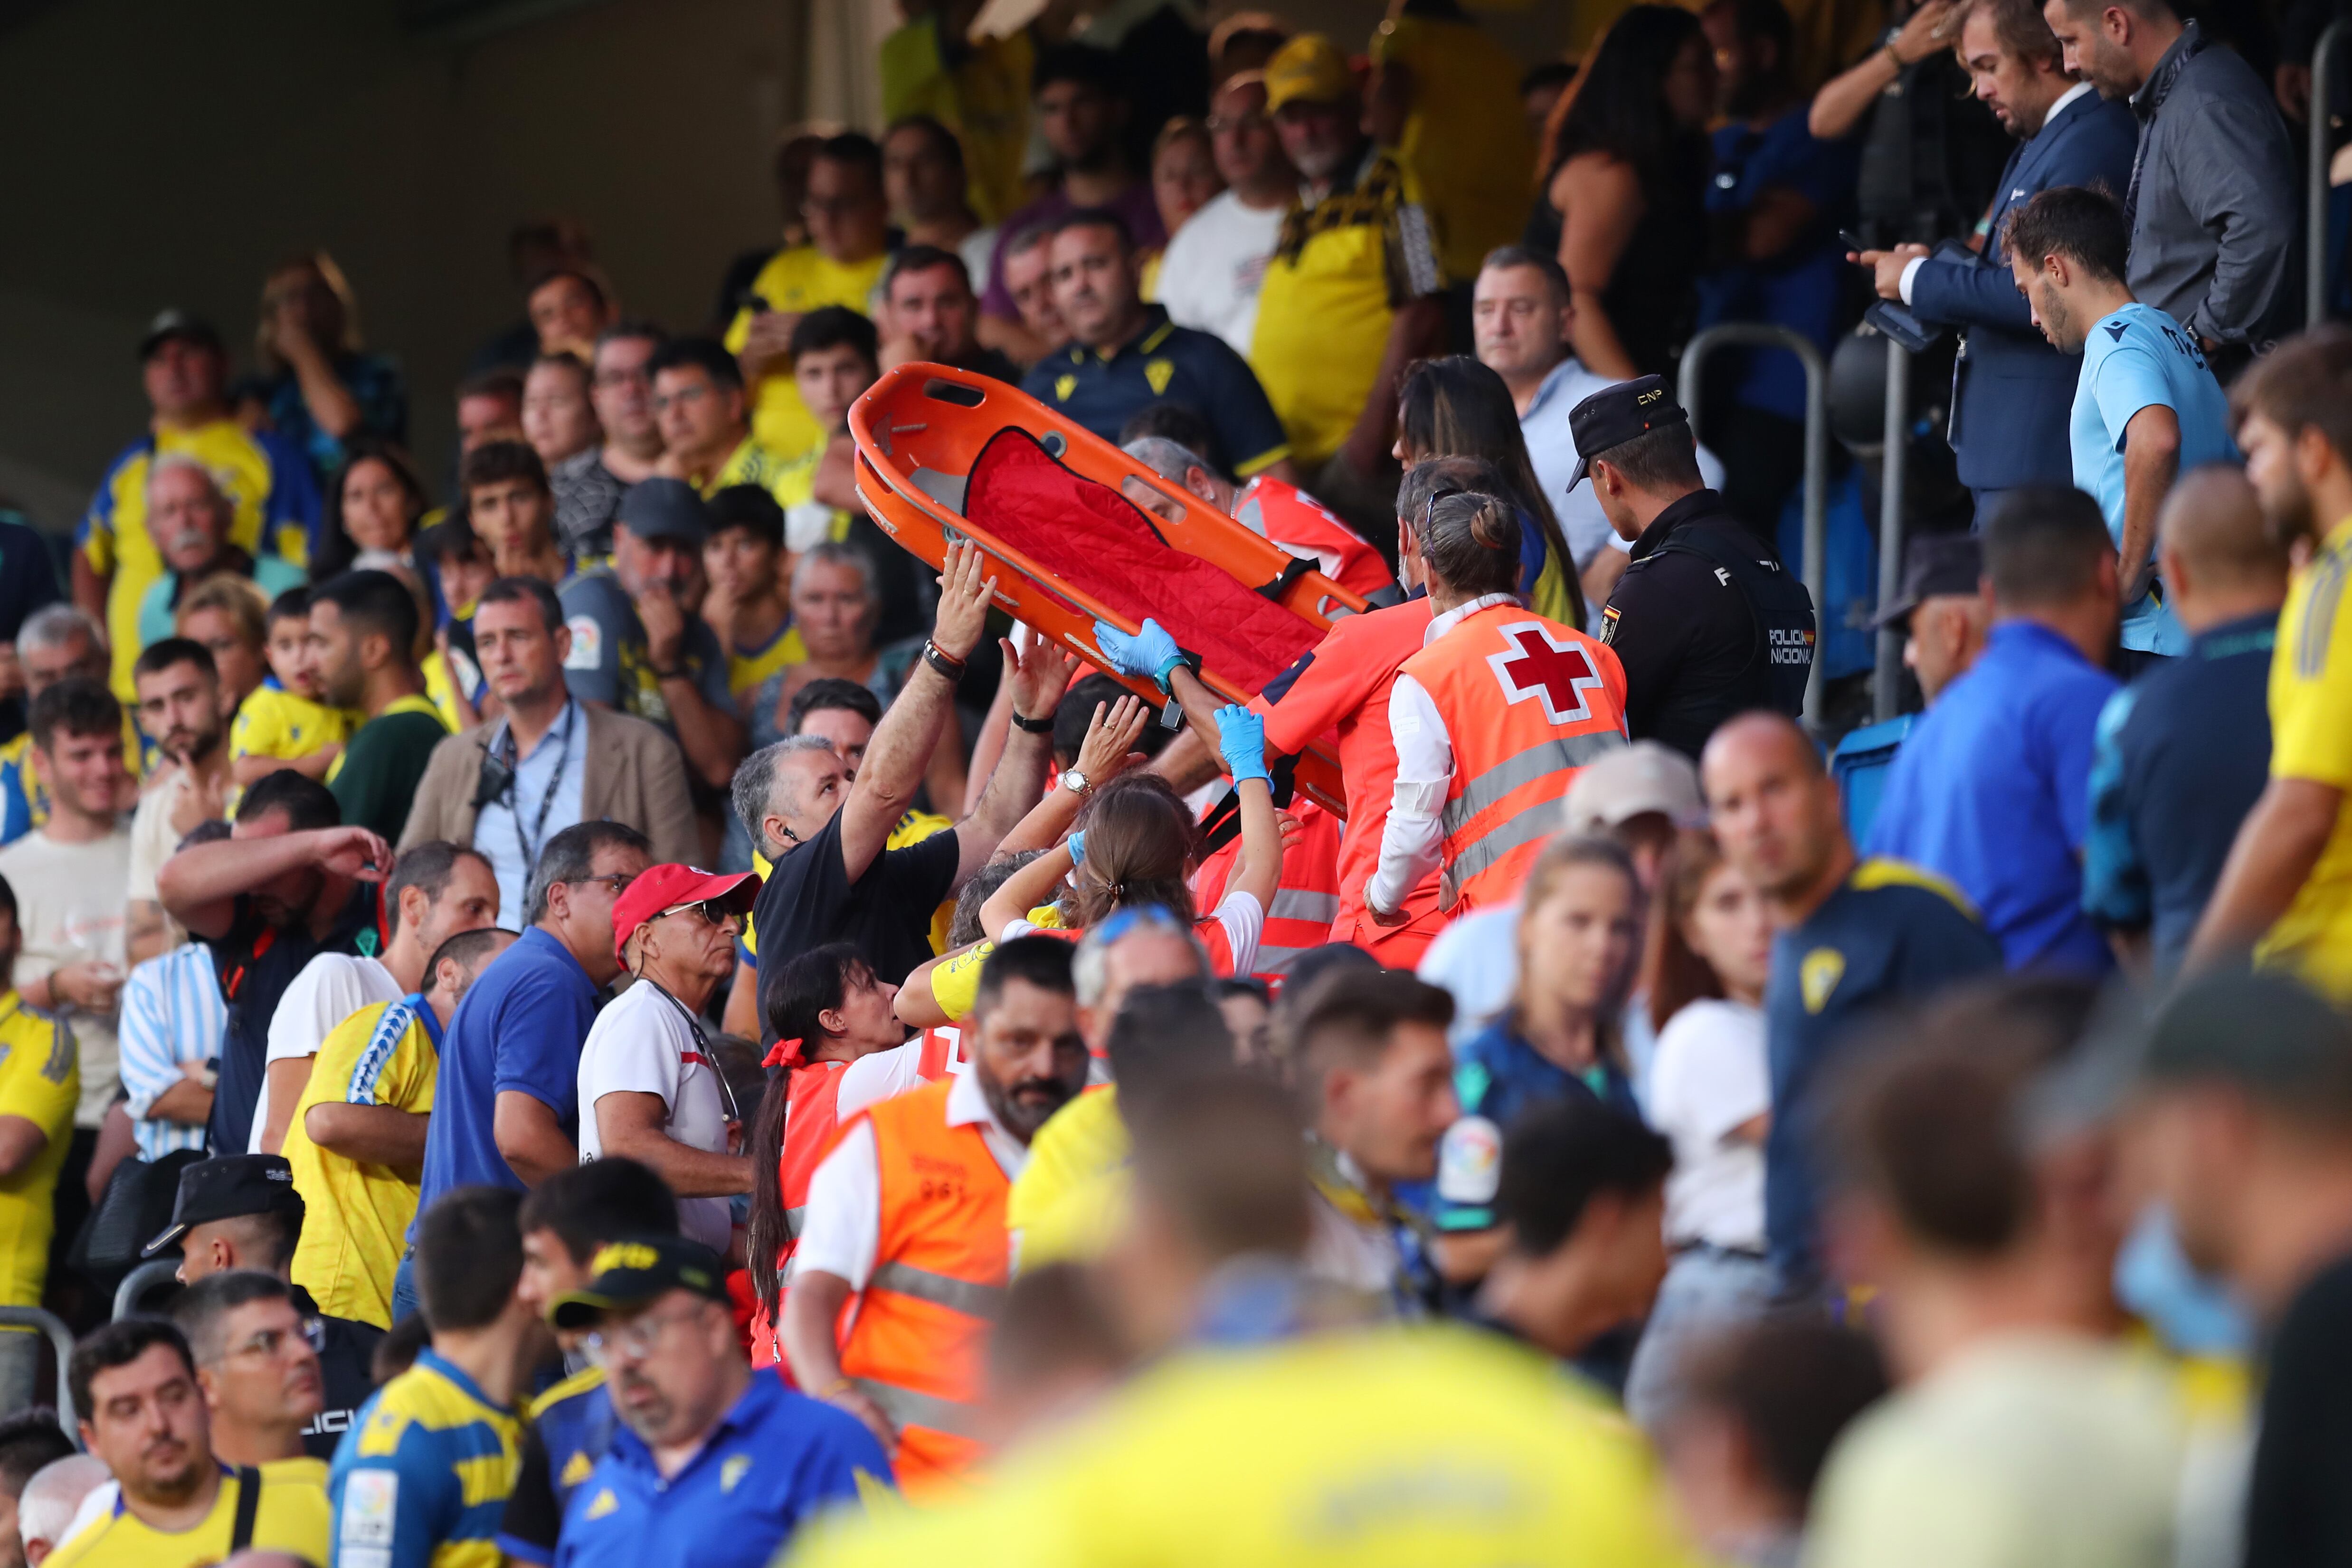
[1156,191,1288,356]
[1645,998,1768,1250]
[124,770,192,906]
[1007,889,1265,979]
[577,979,736,1250]
[0,827,131,1127]
[249,953,402,1153]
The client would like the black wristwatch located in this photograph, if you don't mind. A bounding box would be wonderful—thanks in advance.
[1010,710,1056,734]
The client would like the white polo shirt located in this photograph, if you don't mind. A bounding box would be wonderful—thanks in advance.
[577,979,736,1250]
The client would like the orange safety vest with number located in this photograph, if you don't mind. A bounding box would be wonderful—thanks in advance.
[836,1076,1008,1490]
[1397,602,1629,912]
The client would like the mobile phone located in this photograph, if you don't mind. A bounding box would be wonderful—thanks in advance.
[1839,229,1868,255]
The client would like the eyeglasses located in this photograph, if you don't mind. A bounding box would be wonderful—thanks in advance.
[658,899,740,930]
[224,1319,326,1363]
[583,1303,709,1365]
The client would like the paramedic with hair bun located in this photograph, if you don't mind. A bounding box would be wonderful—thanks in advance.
[1366,488,1631,923]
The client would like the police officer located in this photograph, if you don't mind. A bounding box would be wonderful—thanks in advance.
[1577,378,1816,759]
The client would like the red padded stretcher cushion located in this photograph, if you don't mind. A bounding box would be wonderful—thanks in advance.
[962,428,1325,692]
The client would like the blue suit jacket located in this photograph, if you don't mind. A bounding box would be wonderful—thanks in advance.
[1908,89,2139,491]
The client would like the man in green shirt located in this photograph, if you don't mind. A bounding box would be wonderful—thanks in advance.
[310,570,449,841]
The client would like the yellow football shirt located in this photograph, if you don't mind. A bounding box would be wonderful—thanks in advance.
[787,1326,1700,1568]
[877,16,1033,225]
[1004,1083,1129,1271]
[2259,516,2352,998]
[721,248,890,459]
[232,683,356,769]
[1370,14,1535,285]
[46,1463,330,1568]
[285,997,439,1330]
[0,993,75,1309]
[729,620,807,702]
[927,904,1065,1021]
[80,421,312,701]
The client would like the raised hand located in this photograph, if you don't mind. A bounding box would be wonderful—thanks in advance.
[1074,694,1150,781]
[1214,704,1270,785]
[932,541,996,662]
[1007,635,1078,722]
[1090,618,1184,690]
[313,826,393,883]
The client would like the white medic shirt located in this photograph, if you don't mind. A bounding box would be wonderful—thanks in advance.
[576,979,736,1250]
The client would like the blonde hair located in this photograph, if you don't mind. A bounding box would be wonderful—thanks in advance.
[175,573,270,650]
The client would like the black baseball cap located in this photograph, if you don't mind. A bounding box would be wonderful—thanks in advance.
[617,478,712,547]
[1565,375,1689,492]
[138,309,225,362]
[1872,533,1986,629]
[144,1154,305,1256]
[548,1235,731,1329]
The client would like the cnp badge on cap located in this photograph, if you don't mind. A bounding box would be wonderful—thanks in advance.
[1565,374,1690,492]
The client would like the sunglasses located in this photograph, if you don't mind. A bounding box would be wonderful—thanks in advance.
[658,899,741,928]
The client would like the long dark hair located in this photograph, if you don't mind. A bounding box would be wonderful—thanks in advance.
[1397,357,1583,625]
[315,437,430,580]
[746,942,873,1328]
[1539,4,1709,184]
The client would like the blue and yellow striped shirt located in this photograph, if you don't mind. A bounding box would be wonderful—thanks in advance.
[330,1348,521,1568]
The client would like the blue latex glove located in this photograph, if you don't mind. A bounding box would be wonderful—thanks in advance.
[1064,829,1087,867]
[1091,618,1185,691]
[1215,704,1271,786]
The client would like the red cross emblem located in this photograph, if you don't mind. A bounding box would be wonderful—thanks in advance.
[1486,621,1603,726]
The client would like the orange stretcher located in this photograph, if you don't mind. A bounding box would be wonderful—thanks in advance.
[848,362,1361,816]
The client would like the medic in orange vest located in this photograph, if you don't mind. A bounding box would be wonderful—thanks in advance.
[1367,489,1629,924]
[1191,796,1344,983]
[1122,434,1396,605]
[744,943,960,1371]
[778,935,1090,1492]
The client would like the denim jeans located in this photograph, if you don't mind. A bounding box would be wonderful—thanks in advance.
[1623,1245,1779,1435]
[390,1254,421,1325]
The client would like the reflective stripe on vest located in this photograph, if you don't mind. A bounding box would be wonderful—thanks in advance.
[1269,888,1341,925]
[870,1259,1008,1321]
[853,1377,986,1440]
[1438,731,1627,902]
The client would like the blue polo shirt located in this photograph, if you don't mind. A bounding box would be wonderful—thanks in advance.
[1866,620,2120,973]
[2084,611,2277,973]
[414,926,599,1219]
[1021,306,1290,478]
[1765,859,2003,1291]
[552,1369,888,1568]
[2072,302,2236,655]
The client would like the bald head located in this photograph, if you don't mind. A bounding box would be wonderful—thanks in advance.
[2159,465,2290,634]
[18,1454,108,1564]
[1701,712,1845,903]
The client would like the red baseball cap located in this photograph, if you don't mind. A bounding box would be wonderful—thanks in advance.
[611,865,761,967]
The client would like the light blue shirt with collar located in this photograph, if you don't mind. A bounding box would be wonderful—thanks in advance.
[1518,358,1727,573]
[474,699,589,931]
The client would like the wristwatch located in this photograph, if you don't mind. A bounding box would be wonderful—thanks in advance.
[1060,769,1093,798]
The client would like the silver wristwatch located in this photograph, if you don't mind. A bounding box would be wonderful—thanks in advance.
[1060,769,1092,798]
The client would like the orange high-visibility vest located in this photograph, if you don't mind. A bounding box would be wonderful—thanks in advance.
[1397,602,1629,912]
[1191,798,1344,985]
[1234,476,1394,603]
[836,1077,1010,1489]
[753,1034,964,1370]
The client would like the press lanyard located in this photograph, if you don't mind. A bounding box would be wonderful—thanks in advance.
[645,978,741,1129]
[499,702,577,872]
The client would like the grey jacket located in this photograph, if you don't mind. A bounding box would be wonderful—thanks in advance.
[397,700,701,869]
[2125,21,2302,351]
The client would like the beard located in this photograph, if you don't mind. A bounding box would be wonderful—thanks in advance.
[2262,466,2319,551]
[980,1068,1075,1142]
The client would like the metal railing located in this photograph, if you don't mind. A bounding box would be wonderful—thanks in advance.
[0,1308,79,1443]
[2313,18,2349,328]
[113,1259,181,1322]
[1876,336,1912,722]
[1679,324,1832,727]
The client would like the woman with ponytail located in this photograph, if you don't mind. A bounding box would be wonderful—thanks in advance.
[1365,486,1632,923]
[743,941,947,1366]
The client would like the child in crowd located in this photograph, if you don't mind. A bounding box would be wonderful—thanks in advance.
[228,587,351,793]
[417,514,497,730]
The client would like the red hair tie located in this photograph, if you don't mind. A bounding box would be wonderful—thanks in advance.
[762,1038,804,1069]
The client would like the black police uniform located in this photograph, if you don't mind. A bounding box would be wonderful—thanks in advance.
[1599,489,1817,759]
[294,1283,384,1460]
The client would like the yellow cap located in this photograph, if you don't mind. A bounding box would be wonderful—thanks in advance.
[1263,34,1353,113]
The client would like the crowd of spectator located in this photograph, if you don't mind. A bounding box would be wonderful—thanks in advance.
[1,0,2352,1562]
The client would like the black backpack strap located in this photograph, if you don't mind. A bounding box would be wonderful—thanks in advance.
[230,1466,263,1553]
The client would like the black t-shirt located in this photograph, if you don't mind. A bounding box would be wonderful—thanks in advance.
[2245,1250,2352,1568]
[208,880,382,1155]
[296,1284,385,1460]
[1600,491,1768,760]
[753,806,960,1046]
